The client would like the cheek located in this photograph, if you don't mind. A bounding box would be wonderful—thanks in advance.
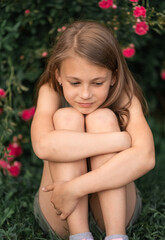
[62,86,75,102]
[97,88,110,101]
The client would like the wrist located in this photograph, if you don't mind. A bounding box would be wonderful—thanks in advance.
[69,175,87,199]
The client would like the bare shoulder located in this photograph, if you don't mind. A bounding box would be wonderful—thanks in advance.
[126,95,154,146]
[128,95,144,119]
[35,83,61,115]
[31,83,61,145]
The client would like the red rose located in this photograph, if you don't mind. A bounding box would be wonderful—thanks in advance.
[161,70,165,80]
[7,161,22,177]
[7,143,23,161]
[24,9,30,15]
[98,0,113,9]
[0,88,6,98]
[135,21,149,35]
[21,106,35,121]
[133,6,146,18]
[0,159,9,169]
[123,47,136,58]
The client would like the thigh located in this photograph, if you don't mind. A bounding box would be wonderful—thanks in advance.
[89,182,137,232]
[49,107,87,182]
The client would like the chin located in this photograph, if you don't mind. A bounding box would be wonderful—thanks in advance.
[78,108,97,115]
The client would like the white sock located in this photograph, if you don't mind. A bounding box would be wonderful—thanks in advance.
[69,231,94,240]
[105,234,129,240]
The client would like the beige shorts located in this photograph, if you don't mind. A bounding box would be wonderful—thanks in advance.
[33,189,142,237]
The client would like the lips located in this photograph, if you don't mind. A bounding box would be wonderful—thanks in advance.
[78,102,93,107]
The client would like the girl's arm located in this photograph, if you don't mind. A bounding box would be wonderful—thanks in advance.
[31,84,131,162]
[43,96,155,220]
[70,96,155,196]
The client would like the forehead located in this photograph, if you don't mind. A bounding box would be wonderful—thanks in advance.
[60,55,111,78]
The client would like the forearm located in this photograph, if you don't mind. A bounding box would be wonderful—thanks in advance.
[70,146,155,197]
[37,130,130,162]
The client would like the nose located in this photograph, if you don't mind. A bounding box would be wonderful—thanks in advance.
[80,85,92,100]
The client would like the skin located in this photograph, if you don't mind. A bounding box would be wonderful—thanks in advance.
[31,55,155,237]
[55,55,115,115]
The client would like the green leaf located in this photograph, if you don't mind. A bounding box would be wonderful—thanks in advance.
[0,207,15,226]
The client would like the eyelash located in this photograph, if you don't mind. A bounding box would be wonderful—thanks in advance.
[94,82,103,86]
[70,82,80,85]
[70,82,103,86]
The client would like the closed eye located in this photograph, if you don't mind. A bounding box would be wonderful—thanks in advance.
[70,82,80,85]
[93,82,104,86]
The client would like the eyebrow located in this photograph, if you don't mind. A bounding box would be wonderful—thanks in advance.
[66,76,107,81]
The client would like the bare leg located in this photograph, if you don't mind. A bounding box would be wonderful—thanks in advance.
[86,108,136,236]
[39,161,69,237]
[49,108,89,235]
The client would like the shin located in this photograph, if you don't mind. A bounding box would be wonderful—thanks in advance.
[86,108,127,236]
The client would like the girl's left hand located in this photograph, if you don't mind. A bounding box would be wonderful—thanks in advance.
[42,181,79,220]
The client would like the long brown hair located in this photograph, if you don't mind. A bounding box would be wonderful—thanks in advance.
[35,21,148,130]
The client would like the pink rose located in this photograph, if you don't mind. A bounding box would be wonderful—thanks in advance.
[129,43,135,48]
[123,47,136,58]
[129,0,138,2]
[0,159,9,169]
[6,143,23,161]
[135,21,149,35]
[0,88,6,98]
[161,70,165,80]
[21,106,35,121]
[58,26,67,32]
[112,4,117,9]
[7,161,22,177]
[42,51,48,57]
[133,6,146,18]
[61,26,66,31]
[24,9,30,15]
[98,0,113,9]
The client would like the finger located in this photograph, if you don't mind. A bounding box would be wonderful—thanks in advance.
[42,184,54,192]
[56,210,62,216]
[60,213,68,220]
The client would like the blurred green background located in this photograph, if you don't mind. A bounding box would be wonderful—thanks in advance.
[0,0,165,239]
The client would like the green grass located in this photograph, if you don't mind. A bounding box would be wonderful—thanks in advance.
[0,147,165,240]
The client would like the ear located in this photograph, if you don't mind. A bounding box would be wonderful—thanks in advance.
[111,74,116,86]
[55,69,62,84]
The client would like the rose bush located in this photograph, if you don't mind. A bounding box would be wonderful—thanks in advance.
[0,0,165,178]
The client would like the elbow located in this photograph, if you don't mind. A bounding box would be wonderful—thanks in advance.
[149,151,156,171]
[32,137,61,162]
[32,138,50,160]
[143,147,155,173]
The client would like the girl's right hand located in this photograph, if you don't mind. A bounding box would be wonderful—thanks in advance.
[42,181,79,220]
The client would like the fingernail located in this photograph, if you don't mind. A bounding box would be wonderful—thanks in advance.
[42,187,46,191]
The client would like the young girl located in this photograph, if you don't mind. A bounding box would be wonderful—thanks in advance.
[31,21,155,240]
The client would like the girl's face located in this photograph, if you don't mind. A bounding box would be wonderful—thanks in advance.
[56,55,115,115]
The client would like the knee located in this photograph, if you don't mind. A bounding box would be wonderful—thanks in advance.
[53,107,85,131]
[86,108,120,132]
